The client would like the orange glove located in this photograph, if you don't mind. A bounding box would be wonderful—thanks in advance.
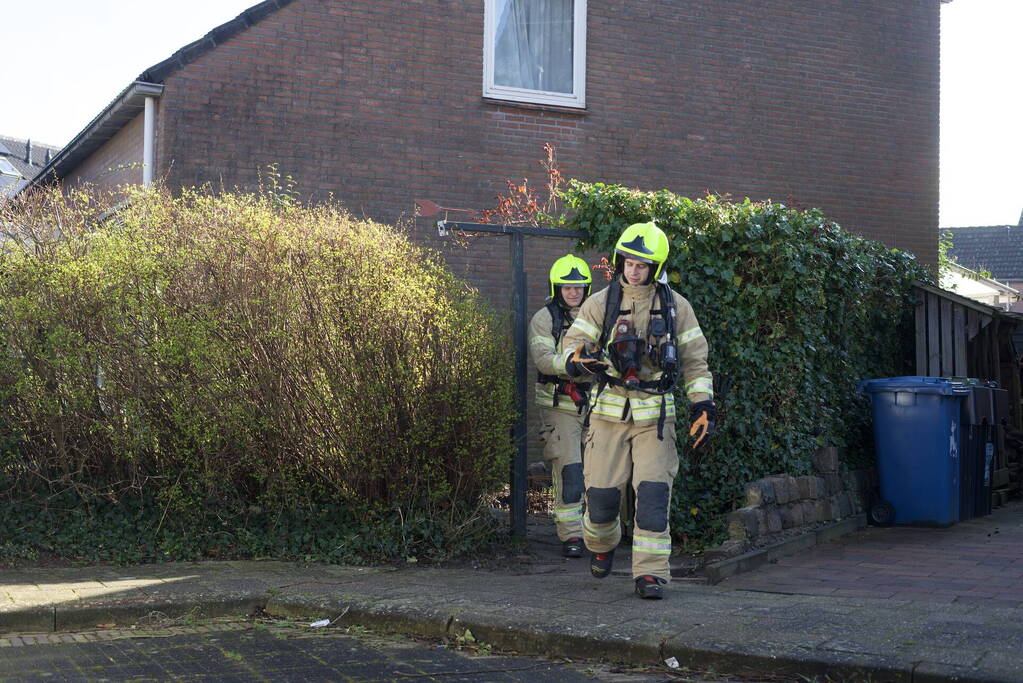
[689,400,716,450]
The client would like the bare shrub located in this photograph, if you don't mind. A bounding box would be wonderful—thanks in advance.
[0,184,514,557]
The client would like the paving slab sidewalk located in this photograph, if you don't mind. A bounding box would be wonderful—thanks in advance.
[2,505,1022,682]
[721,499,1023,607]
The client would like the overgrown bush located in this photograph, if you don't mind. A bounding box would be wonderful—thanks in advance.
[558,182,932,548]
[0,184,515,564]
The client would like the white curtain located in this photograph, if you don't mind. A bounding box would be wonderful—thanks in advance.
[494,0,574,94]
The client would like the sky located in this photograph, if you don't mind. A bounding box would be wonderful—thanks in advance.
[1,0,1020,228]
[940,0,1023,227]
[0,0,257,144]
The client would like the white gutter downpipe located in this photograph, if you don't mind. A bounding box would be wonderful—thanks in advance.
[20,81,163,195]
[143,96,156,186]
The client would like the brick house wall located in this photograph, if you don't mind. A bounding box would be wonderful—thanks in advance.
[35,0,937,459]
[154,0,939,296]
[65,112,147,191]
[144,0,939,458]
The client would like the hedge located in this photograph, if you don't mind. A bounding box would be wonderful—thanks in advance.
[558,181,932,547]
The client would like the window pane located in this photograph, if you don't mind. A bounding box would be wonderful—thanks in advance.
[494,0,574,94]
[0,158,21,177]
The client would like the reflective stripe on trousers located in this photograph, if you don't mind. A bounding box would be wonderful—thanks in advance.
[539,407,585,541]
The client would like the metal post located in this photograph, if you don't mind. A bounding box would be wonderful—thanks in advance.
[510,231,528,538]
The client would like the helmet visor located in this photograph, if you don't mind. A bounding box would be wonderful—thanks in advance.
[615,249,655,265]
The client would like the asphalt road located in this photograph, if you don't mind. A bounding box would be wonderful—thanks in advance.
[0,622,685,682]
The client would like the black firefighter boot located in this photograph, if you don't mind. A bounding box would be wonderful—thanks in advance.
[634,575,665,599]
[590,549,615,578]
[562,537,584,558]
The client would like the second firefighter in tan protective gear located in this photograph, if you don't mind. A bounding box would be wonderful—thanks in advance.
[528,254,592,558]
[558,222,715,599]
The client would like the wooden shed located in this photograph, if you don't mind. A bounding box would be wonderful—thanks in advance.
[912,281,1023,501]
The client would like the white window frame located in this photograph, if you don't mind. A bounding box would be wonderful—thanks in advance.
[483,0,587,109]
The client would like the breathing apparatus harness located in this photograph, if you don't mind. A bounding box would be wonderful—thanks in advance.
[536,299,590,413]
[586,278,681,440]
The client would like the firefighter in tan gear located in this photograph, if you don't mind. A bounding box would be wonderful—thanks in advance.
[528,254,592,558]
[558,222,715,599]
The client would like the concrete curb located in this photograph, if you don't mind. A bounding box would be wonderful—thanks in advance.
[265,593,1007,683]
[0,606,53,633]
[703,514,867,584]
[0,596,265,634]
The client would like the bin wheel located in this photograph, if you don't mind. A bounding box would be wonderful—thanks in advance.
[869,500,895,527]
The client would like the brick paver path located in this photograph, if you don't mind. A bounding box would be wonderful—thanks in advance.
[720,500,1023,606]
[0,622,597,682]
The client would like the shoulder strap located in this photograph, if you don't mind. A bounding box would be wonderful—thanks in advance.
[545,299,565,344]
[598,279,623,348]
[656,283,676,338]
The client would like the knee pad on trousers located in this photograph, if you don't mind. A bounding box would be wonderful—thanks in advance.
[561,463,583,504]
[635,481,670,532]
[587,487,621,524]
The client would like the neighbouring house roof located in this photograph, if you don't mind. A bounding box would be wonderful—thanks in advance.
[24,0,293,192]
[0,135,61,197]
[945,224,1023,281]
[940,261,1019,311]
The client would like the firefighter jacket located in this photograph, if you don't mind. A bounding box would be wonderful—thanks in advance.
[529,302,591,413]
[557,277,713,427]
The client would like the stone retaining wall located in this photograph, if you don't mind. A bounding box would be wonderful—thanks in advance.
[725,447,876,549]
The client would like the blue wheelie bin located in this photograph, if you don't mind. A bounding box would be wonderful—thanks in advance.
[858,376,970,526]
[950,378,1000,519]
[955,379,982,521]
[961,382,995,519]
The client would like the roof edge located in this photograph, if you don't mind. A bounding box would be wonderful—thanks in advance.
[138,0,294,83]
[913,280,1021,318]
[24,81,164,192]
[941,224,1020,231]
[0,135,63,151]
[945,262,1021,295]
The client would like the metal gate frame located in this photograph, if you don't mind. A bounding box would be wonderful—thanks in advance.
[437,220,587,538]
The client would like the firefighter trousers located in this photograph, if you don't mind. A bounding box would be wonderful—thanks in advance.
[582,417,677,581]
[538,407,585,541]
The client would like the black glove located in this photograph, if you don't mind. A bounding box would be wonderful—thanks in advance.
[565,345,607,377]
[689,400,716,450]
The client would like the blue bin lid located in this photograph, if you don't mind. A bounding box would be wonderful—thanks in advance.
[857,376,970,396]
